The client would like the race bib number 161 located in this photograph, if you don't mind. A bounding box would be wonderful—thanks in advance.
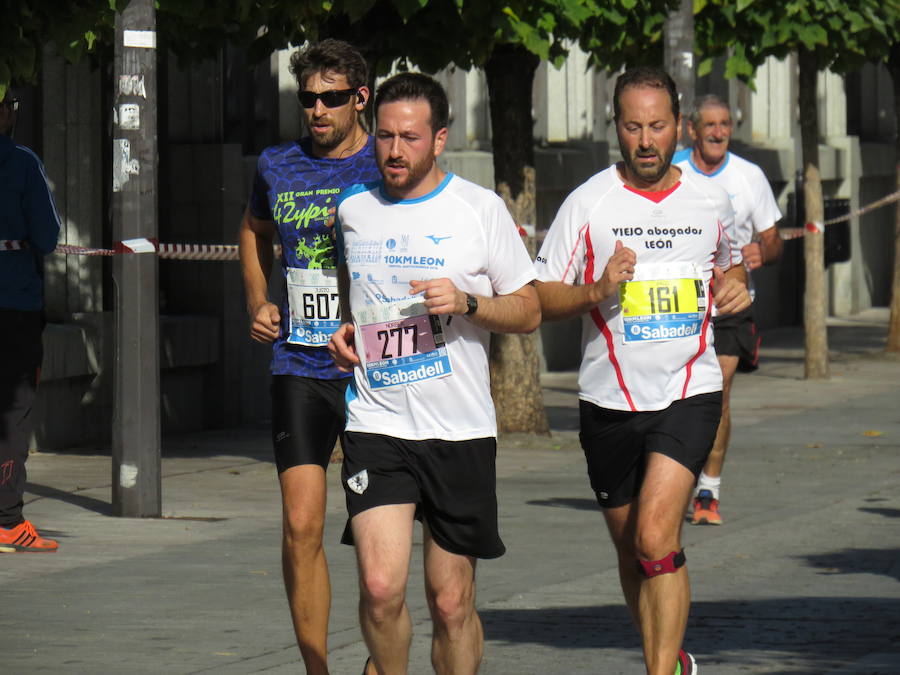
[620,262,707,343]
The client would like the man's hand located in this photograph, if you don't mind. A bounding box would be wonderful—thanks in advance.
[409,278,466,315]
[249,301,281,343]
[712,266,751,315]
[328,322,359,371]
[594,240,636,304]
[741,241,764,271]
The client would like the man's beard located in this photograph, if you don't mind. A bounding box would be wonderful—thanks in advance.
[380,151,434,194]
[309,112,356,151]
[621,136,677,185]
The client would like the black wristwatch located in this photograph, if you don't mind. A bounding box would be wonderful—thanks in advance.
[465,293,478,316]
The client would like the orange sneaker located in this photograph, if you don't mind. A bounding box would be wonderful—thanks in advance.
[0,520,59,552]
[691,489,722,525]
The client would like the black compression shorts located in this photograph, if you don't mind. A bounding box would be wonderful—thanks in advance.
[270,375,348,472]
[712,306,760,372]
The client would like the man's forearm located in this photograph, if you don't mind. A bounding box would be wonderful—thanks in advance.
[761,227,783,264]
[239,218,273,313]
[535,280,603,322]
[466,285,541,334]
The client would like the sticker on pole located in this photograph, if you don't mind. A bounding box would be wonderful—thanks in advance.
[123,30,157,49]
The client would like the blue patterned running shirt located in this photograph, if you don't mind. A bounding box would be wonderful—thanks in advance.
[249,136,380,379]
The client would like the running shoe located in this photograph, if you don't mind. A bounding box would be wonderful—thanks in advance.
[0,520,59,553]
[691,489,722,525]
[675,648,698,674]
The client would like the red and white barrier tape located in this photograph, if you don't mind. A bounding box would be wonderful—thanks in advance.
[6,187,900,251]
[780,188,900,240]
[2,237,282,260]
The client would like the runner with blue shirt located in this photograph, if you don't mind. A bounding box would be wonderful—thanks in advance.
[328,72,540,675]
[674,94,783,526]
[237,40,379,675]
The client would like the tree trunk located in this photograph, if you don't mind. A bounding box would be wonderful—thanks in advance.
[484,45,549,435]
[886,47,900,352]
[798,49,829,378]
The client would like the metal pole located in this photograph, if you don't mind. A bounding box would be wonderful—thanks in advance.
[664,0,694,138]
[111,0,161,517]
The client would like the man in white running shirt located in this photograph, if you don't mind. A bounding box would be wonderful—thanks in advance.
[674,94,783,525]
[329,72,540,675]
[535,67,751,675]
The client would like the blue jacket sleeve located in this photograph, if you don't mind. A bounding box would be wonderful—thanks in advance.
[24,153,62,255]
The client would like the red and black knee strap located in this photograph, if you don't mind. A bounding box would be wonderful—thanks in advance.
[637,549,686,578]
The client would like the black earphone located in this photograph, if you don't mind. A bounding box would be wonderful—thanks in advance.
[357,91,365,105]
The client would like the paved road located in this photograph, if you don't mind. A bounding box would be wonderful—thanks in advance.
[2,311,899,674]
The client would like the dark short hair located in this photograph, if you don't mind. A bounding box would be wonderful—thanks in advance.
[289,39,368,90]
[613,66,679,123]
[374,73,449,134]
[689,94,730,128]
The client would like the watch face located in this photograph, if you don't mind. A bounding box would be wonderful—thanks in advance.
[466,294,478,315]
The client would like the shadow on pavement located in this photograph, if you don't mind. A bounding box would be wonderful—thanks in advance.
[25,481,111,516]
[800,546,900,583]
[482,596,900,669]
[526,497,597,511]
[858,507,900,519]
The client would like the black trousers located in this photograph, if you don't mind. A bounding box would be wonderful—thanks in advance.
[0,310,44,527]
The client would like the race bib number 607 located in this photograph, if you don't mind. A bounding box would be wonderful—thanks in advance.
[286,268,341,347]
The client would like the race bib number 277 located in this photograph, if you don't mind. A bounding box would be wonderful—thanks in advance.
[355,297,452,389]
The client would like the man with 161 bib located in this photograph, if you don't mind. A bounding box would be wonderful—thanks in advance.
[535,67,750,675]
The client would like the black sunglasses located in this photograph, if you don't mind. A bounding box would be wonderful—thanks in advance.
[1,99,19,112]
[298,88,358,109]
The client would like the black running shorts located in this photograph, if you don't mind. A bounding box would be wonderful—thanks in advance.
[270,375,348,472]
[579,392,723,509]
[712,306,760,372]
[340,432,506,559]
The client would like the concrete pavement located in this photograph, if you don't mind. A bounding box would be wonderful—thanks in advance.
[2,309,899,674]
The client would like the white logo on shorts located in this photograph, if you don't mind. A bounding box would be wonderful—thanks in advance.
[599,491,609,500]
[347,470,369,495]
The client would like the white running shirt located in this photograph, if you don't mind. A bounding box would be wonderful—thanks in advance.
[336,173,536,440]
[674,149,782,255]
[535,164,737,412]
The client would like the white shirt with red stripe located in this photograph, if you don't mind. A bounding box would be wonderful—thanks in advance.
[535,164,738,412]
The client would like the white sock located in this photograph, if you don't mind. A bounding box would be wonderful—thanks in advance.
[695,473,721,500]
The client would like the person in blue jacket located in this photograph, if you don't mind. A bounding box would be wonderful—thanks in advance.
[0,90,61,553]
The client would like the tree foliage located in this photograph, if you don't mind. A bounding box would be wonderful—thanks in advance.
[694,0,896,85]
[0,0,123,100]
